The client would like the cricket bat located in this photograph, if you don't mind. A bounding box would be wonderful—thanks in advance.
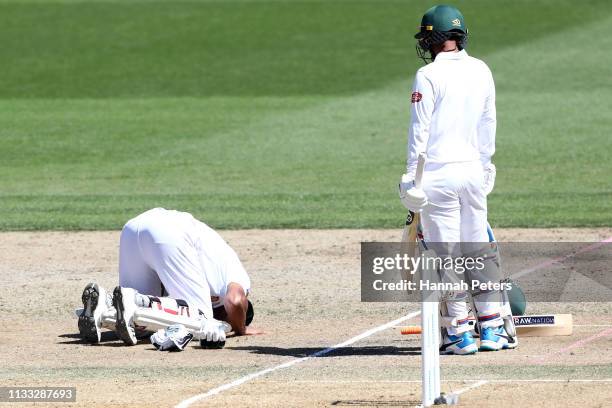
[400,314,574,337]
[400,153,426,284]
[401,152,426,250]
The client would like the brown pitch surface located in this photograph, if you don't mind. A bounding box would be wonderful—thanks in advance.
[1,229,611,407]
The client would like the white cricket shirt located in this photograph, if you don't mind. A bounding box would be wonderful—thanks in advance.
[406,50,496,177]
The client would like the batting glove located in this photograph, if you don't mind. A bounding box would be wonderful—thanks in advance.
[483,163,496,195]
[197,318,227,343]
[399,174,428,212]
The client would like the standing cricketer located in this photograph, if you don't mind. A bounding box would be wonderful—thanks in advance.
[78,208,259,347]
[399,5,517,354]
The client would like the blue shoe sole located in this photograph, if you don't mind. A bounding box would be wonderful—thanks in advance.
[442,349,478,355]
[441,345,478,355]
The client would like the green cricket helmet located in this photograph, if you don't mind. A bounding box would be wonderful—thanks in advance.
[415,5,468,62]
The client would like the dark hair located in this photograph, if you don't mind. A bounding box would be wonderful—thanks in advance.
[416,30,468,63]
[246,299,254,326]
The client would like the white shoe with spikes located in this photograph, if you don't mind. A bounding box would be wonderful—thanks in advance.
[113,286,138,346]
[78,283,108,343]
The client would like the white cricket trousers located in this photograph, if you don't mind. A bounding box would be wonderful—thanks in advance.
[420,160,495,335]
[118,209,214,317]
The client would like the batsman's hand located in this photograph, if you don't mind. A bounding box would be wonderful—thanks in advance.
[399,173,428,212]
[197,318,227,343]
[483,163,496,195]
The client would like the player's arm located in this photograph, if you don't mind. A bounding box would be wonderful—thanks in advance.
[406,70,435,178]
[477,68,496,167]
[223,282,249,335]
[400,71,434,212]
[478,67,497,194]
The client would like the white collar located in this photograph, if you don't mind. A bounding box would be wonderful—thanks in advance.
[434,49,468,61]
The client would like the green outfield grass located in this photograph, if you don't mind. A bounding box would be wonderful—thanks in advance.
[0,0,610,229]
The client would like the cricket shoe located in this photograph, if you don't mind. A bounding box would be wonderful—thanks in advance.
[440,331,478,355]
[480,325,517,351]
[78,283,108,343]
[113,286,138,346]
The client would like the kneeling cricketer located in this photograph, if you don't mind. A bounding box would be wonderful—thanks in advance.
[77,208,260,349]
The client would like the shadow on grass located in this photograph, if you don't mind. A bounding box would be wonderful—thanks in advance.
[228,345,421,357]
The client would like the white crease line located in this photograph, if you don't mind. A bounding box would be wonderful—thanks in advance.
[452,379,489,395]
[175,311,421,408]
[411,380,489,408]
[477,379,612,383]
[248,379,612,384]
